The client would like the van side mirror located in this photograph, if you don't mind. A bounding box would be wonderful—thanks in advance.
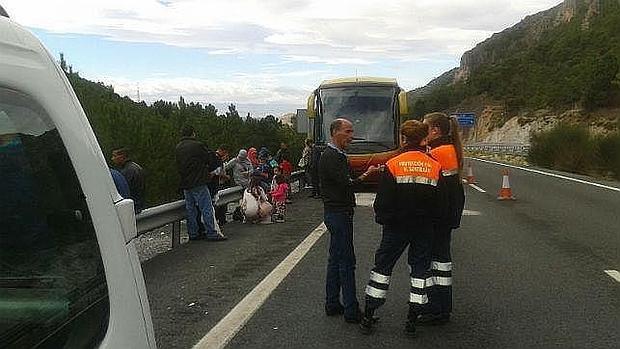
[307,93,316,119]
[398,90,408,116]
[0,5,9,18]
[115,199,137,243]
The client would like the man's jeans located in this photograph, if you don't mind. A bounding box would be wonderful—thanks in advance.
[184,185,219,238]
[324,209,358,316]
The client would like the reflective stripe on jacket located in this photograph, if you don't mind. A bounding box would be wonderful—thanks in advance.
[386,150,441,186]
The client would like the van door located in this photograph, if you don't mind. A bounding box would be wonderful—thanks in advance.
[0,88,112,348]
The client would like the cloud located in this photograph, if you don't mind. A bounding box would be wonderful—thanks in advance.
[3,0,563,105]
[4,0,563,62]
[283,55,375,65]
[94,74,309,107]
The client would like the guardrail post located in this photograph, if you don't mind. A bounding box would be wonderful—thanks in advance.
[171,221,181,248]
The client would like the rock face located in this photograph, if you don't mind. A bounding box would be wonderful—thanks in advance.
[559,0,601,28]
[454,0,601,83]
[475,110,560,144]
[472,107,619,144]
[423,0,614,144]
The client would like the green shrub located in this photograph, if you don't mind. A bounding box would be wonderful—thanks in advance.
[528,123,597,174]
[66,72,306,206]
[596,132,620,179]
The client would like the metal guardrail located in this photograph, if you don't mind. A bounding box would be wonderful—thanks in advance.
[465,143,530,156]
[135,171,305,248]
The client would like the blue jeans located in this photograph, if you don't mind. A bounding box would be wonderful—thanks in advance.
[324,209,358,316]
[184,185,218,238]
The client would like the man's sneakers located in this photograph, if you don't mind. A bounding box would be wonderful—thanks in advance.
[325,304,362,324]
[324,303,344,316]
[344,308,363,324]
[205,235,228,241]
[188,235,206,241]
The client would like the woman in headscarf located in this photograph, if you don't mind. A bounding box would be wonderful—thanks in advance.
[248,147,259,167]
[240,171,273,224]
[225,149,253,188]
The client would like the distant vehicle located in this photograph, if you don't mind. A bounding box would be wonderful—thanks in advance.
[306,77,409,185]
[0,10,156,349]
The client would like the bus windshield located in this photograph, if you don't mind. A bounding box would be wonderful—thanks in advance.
[319,86,397,154]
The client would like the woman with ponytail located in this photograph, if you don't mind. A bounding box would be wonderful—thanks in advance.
[420,112,466,325]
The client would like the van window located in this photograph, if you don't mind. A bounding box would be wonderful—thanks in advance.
[0,88,109,348]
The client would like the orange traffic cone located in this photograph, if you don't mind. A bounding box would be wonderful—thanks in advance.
[497,170,516,200]
[465,163,476,184]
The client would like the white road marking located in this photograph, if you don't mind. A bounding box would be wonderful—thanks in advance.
[468,184,487,193]
[462,210,482,216]
[604,270,620,283]
[193,223,328,349]
[470,158,620,192]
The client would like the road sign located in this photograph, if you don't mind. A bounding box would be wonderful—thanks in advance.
[453,112,476,127]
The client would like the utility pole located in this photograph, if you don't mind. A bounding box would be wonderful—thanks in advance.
[137,83,141,102]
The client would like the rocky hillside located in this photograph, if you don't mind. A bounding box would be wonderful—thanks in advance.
[409,0,620,143]
[454,0,604,83]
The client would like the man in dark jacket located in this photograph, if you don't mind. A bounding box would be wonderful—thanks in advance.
[111,147,145,213]
[175,125,227,241]
[308,141,322,198]
[319,118,378,323]
[275,142,289,163]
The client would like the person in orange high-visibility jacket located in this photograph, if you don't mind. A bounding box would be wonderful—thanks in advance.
[359,120,442,337]
[419,112,466,325]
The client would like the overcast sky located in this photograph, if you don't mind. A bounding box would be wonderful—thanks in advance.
[4,0,562,117]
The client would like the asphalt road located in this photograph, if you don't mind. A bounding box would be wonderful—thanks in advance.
[141,191,325,349]
[228,160,620,349]
[143,161,620,348]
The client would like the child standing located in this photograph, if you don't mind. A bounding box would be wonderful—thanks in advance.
[270,174,289,223]
[279,157,293,204]
[270,166,282,192]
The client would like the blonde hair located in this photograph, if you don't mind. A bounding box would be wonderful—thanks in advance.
[424,112,464,169]
[400,120,429,147]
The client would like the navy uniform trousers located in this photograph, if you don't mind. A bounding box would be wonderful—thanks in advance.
[427,223,453,315]
[364,220,433,316]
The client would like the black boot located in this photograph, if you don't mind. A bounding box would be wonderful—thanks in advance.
[404,308,417,337]
[359,308,375,335]
[417,312,451,326]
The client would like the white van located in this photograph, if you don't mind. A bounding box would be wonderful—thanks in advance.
[0,9,156,348]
